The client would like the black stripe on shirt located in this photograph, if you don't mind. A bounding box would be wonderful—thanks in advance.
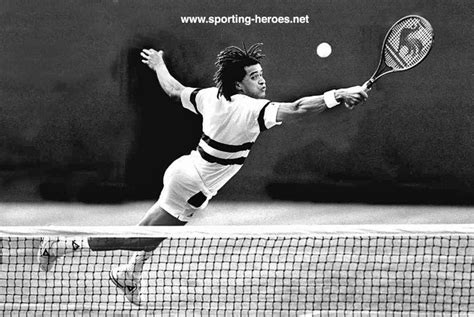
[258,101,272,132]
[201,134,254,152]
[190,88,202,115]
[198,146,246,165]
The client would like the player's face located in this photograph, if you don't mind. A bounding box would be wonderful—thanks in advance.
[236,64,266,99]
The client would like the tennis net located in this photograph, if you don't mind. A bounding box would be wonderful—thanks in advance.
[0,225,473,316]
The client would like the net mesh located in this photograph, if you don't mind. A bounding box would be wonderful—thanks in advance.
[1,225,473,316]
[385,16,434,69]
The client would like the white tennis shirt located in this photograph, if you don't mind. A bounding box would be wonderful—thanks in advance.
[180,87,281,195]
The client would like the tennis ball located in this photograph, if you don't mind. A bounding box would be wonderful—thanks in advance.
[317,42,332,58]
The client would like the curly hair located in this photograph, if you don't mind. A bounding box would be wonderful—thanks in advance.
[213,43,265,101]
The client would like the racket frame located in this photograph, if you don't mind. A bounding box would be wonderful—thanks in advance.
[364,15,434,90]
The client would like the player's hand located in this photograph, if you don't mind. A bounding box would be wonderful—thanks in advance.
[141,48,165,70]
[336,86,369,109]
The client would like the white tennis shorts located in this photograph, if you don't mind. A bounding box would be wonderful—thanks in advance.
[157,155,212,222]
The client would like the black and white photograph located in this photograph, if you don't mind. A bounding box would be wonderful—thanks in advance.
[1,0,473,315]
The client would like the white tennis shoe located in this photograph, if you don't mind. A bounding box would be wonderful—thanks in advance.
[37,238,80,272]
[109,265,143,306]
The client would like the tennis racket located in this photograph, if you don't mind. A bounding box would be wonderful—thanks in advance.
[363,15,434,91]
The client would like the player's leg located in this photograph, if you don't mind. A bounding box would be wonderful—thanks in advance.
[88,203,186,252]
[39,155,210,305]
[38,203,185,272]
[109,204,195,306]
[39,155,205,264]
[38,164,191,272]
[109,193,210,305]
[108,155,211,305]
[88,156,199,252]
[37,197,204,274]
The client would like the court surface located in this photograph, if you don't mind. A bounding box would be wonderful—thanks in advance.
[2,201,473,226]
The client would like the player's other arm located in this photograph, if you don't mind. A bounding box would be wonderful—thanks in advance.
[141,49,184,102]
[275,86,368,123]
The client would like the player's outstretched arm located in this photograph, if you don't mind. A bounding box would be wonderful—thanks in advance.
[141,48,185,102]
[275,86,368,123]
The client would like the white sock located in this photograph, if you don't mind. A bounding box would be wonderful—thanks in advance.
[126,251,153,278]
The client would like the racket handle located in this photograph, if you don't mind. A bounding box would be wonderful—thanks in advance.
[362,79,374,92]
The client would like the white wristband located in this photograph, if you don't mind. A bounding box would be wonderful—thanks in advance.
[323,90,339,108]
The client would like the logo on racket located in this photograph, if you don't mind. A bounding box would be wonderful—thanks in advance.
[398,21,424,57]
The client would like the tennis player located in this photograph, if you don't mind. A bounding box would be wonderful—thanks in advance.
[38,43,368,305]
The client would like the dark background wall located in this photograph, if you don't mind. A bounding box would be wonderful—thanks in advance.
[0,0,472,204]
